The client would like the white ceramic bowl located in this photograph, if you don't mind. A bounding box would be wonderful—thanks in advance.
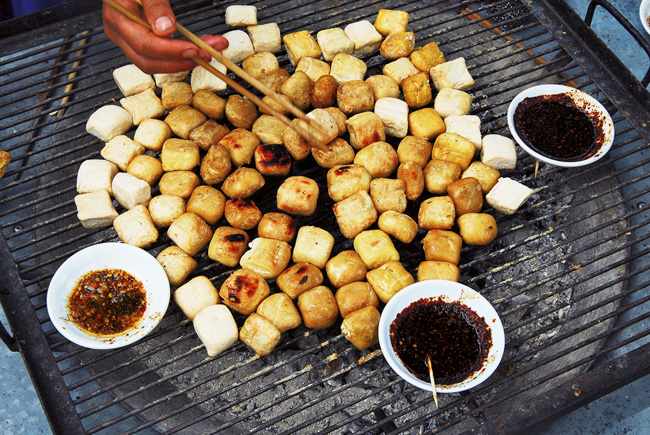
[378,280,505,393]
[507,84,614,167]
[47,243,170,350]
[641,0,650,36]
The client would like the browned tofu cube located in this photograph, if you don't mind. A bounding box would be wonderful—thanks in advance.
[457,213,498,245]
[337,80,374,115]
[254,143,291,176]
[165,105,207,139]
[418,196,455,230]
[447,177,483,215]
[424,158,462,194]
[161,81,193,111]
[277,176,319,216]
[192,89,226,120]
[422,229,463,265]
[333,190,378,239]
[417,260,459,282]
[432,132,476,170]
[190,120,230,151]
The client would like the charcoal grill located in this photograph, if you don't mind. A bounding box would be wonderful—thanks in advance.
[1,0,650,433]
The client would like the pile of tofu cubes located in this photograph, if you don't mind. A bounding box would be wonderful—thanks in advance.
[77,5,534,357]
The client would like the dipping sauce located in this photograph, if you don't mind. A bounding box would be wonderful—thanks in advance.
[513,93,604,161]
[389,297,492,385]
[68,269,147,336]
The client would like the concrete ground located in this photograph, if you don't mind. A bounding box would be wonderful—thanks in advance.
[0,0,649,433]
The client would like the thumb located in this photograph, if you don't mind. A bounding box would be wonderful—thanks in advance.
[141,0,176,36]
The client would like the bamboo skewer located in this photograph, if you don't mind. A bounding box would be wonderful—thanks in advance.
[103,0,328,150]
[427,355,439,408]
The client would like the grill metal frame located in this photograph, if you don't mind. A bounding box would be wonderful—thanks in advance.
[1,0,649,433]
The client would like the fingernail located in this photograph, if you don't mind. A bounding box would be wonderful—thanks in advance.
[155,16,173,32]
[182,49,198,59]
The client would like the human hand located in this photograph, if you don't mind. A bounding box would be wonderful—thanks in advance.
[103,0,228,73]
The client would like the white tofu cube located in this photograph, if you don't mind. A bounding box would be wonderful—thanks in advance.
[382,57,419,85]
[486,177,534,215]
[429,57,474,91]
[76,159,119,195]
[113,205,158,248]
[193,304,238,357]
[433,88,472,118]
[100,135,145,171]
[374,97,409,138]
[344,20,383,55]
[74,190,118,229]
[113,64,155,97]
[191,59,228,93]
[174,276,219,320]
[221,30,256,64]
[330,53,367,83]
[444,115,482,150]
[317,28,354,61]
[112,172,152,210]
[481,134,517,170]
[153,71,189,87]
[225,5,257,26]
[85,105,132,142]
[247,23,282,53]
[119,88,165,126]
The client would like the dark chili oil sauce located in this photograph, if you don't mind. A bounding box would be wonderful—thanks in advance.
[513,93,598,161]
[390,297,492,385]
[68,269,147,336]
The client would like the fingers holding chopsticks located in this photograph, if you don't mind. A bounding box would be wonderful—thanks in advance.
[103,0,228,73]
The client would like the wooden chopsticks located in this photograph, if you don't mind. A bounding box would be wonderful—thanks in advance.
[103,0,328,150]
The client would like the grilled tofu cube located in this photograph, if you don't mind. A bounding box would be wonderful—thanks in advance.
[397,161,425,201]
[86,105,132,142]
[298,285,339,329]
[200,144,231,185]
[397,135,432,168]
[254,143,291,175]
[330,53,367,83]
[165,105,207,139]
[192,90,226,120]
[462,161,501,194]
[337,80,374,115]
[410,41,446,72]
[74,190,118,229]
[369,178,407,214]
[224,198,262,230]
[247,23,282,53]
[293,226,335,269]
[447,177,483,215]
[158,171,200,199]
[305,108,339,145]
[418,196,456,230]
[327,164,372,202]
[282,121,311,161]
[193,305,238,357]
[353,229,400,270]
[277,176,319,216]
[333,190,378,239]
[157,246,197,287]
[486,177,534,215]
[225,95,259,130]
[257,293,302,332]
[187,185,226,225]
[408,107,446,141]
[258,68,290,93]
[402,72,432,109]
[380,31,415,60]
[225,5,257,26]
[335,282,378,318]
[242,51,280,79]
[113,205,158,248]
[430,57,474,91]
[257,212,297,243]
[457,213,498,245]
[120,88,165,125]
[221,30,255,64]
[190,120,230,151]
[240,237,292,279]
[153,71,189,87]
[481,134,517,170]
[434,88,472,118]
[312,138,355,168]
[283,30,322,67]
[324,107,348,137]
[432,132,476,170]
[277,262,324,299]
[127,155,163,186]
[113,64,154,97]
[240,313,282,356]
[167,212,213,256]
[221,167,265,199]
[77,159,118,194]
[353,141,399,178]
[341,306,381,350]
[261,94,293,116]
[422,229,463,264]
[444,115,482,150]
[417,260,460,282]
[161,138,200,171]
[310,75,339,108]
[366,74,400,100]
[317,28,354,61]
[382,57,419,85]
[161,81,193,111]
[101,135,145,171]
[374,97,409,138]
[326,250,367,288]
[174,276,219,320]
[219,128,261,167]
[148,194,186,228]
[424,158,462,194]
[296,57,331,82]
[344,20,382,55]
[191,59,228,93]
[208,226,249,267]
[374,9,409,36]
[345,112,386,150]
[252,115,287,145]
[280,71,313,111]
[366,260,414,304]
[134,119,171,151]
[377,210,418,244]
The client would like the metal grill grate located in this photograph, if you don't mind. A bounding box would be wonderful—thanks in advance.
[1,0,649,433]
